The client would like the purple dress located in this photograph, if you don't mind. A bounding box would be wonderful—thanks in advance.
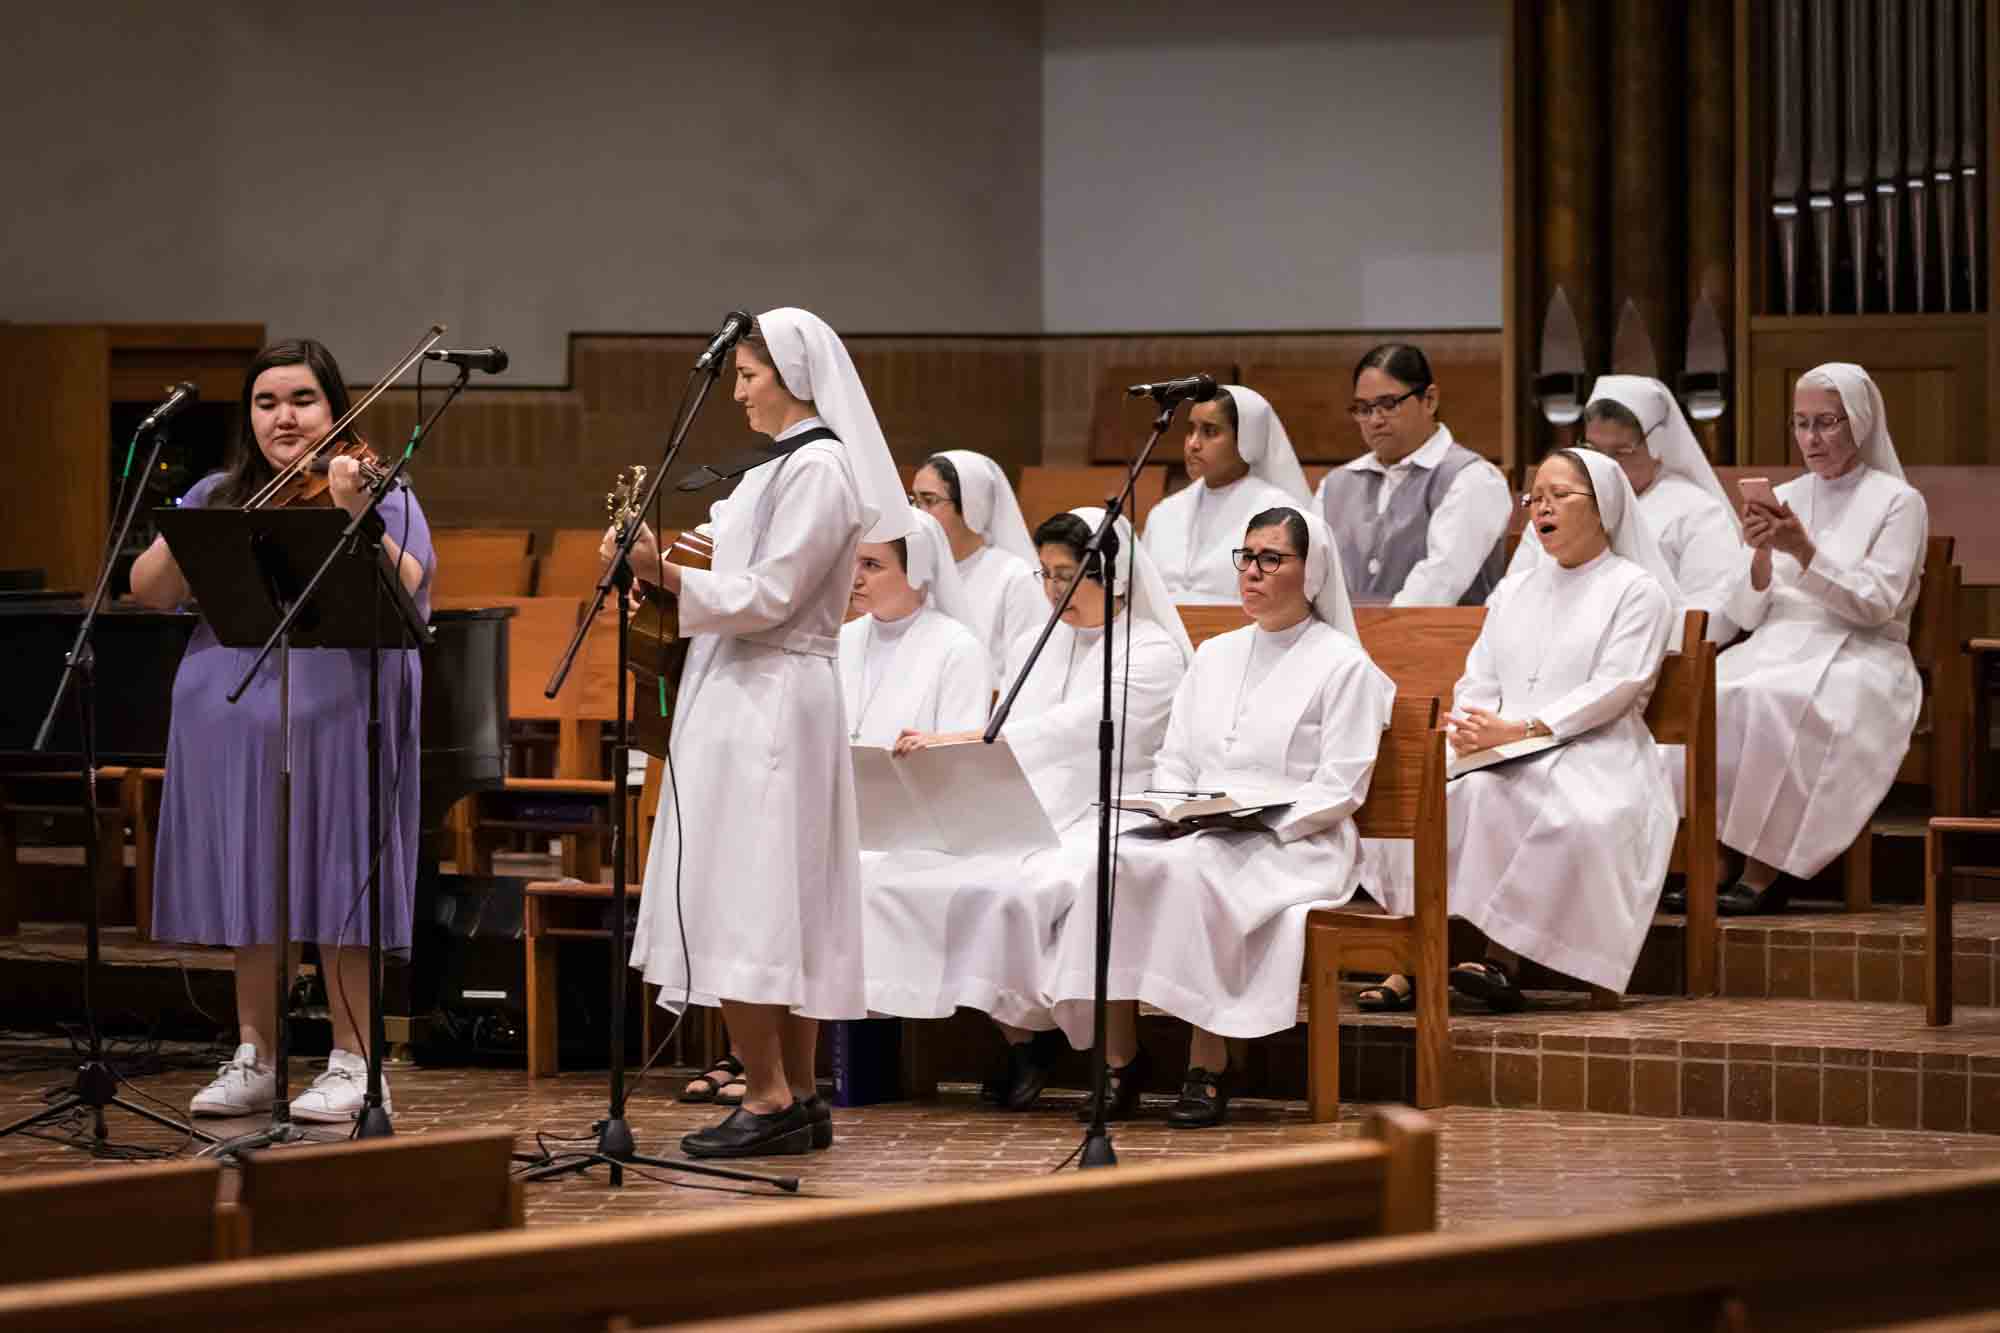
[151,472,435,950]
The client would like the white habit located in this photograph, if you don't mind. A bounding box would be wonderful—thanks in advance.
[1046,615,1394,1042]
[1716,470,1925,878]
[957,543,1047,681]
[1443,547,1676,991]
[837,606,990,747]
[1144,473,1299,605]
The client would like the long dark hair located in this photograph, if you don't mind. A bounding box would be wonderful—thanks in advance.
[205,339,356,508]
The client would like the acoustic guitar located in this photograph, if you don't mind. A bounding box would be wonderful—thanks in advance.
[607,465,713,759]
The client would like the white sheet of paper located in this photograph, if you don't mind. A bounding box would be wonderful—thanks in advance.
[851,746,946,852]
[850,738,1059,856]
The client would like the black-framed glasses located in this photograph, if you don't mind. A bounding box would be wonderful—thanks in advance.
[1231,548,1303,574]
[1347,387,1424,420]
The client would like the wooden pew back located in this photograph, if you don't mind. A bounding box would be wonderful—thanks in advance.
[535,527,610,596]
[1241,353,1505,465]
[0,1117,1434,1332]
[1087,363,1240,464]
[0,1159,222,1284]
[224,1129,521,1259]
[1016,466,1167,530]
[707,1163,2000,1333]
[431,529,535,599]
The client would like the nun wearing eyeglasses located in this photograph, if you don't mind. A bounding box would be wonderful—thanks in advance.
[1364,450,1678,1013]
[838,511,990,746]
[1708,363,1927,915]
[1509,374,1742,644]
[1315,343,1512,607]
[1142,385,1312,604]
[864,507,1191,1111]
[1046,506,1395,1128]
[909,450,1045,678]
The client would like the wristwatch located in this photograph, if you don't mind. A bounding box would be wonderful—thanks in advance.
[1524,719,1551,739]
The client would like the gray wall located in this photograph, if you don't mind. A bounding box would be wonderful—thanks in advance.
[1,2,1045,384]
[1041,1,1504,332]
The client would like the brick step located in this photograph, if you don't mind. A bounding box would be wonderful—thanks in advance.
[1337,993,2000,1135]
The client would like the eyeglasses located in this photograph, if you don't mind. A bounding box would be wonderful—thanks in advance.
[1519,487,1593,510]
[1038,566,1097,585]
[1231,548,1303,574]
[1347,387,1424,420]
[907,489,951,511]
[1584,441,1648,460]
[1789,413,1848,437]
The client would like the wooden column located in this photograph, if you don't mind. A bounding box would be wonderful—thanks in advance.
[1688,0,1736,458]
[1610,0,1679,377]
[1538,0,1609,396]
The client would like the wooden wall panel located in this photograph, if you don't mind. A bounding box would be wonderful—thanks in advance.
[0,326,110,593]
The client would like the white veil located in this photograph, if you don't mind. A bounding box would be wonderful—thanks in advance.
[1586,374,1735,516]
[1068,505,1195,665]
[1573,449,1687,647]
[895,510,977,631]
[1291,508,1359,639]
[1799,362,1906,481]
[1223,385,1312,503]
[757,307,913,541]
[937,450,1038,562]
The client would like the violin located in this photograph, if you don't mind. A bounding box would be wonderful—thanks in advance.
[243,323,446,509]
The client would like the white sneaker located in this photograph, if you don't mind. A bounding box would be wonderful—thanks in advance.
[291,1049,392,1123]
[189,1043,276,1118]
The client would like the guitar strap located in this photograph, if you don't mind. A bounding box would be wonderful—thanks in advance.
[674,427,841,492]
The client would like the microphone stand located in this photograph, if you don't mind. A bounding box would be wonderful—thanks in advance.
[0,419,216,1153]
[205,370,465,1159]
[527,346,796,1193]
[985,393,1189,1170]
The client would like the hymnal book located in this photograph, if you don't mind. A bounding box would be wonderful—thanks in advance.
[852,736,1059,856]
[1111,788,1295,828]
[1446,733,1564,781]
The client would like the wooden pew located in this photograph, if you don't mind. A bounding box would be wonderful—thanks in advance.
[1016,465,1167,530]
[0,1159,223,1284]
[217,1129,522,1260]
[534,527,611,597]
[0,1114,1436,1332]
[431,529,535,599]
[705,1161,2000,1333]
[1086,363,1239,465]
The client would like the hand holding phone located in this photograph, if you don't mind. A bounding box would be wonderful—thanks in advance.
[1737,476,1780,513]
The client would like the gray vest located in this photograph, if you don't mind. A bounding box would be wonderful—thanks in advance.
[1319,443,1507,606]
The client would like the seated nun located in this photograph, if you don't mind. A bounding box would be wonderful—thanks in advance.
[1143,385,1311,604]
[1363,450,1677,1012]
[1709,363,1928,915]
[1045,507,1395,1128]
[910,450,1045,678]
[1509,374,1742,644]
[864,507,1192,1109]
[837,511,990,745]
[1315,343,1512,606]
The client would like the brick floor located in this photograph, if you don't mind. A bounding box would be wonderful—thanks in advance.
[8,1053,2000,1233]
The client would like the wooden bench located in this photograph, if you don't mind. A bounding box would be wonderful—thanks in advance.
[431,529,535,600]
[533,527,609,597]
[433,594,628,780]
[217,1129,522,1259]
[521,875,663,1077]
[709,1160,2000,1333]
[0,1159,223,1284]
[0,769,129,936]
[1925,816,2000,1026]
[1016,465,1167,530]
[0,1111,1434,1332]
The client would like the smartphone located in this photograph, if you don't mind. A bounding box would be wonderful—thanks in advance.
[1737,475,1779,512]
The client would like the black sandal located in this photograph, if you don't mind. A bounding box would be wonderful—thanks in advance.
[1075,1045,1152,1123]
[1166,1064,1233,1129]
[1356,977,1416,1012]
[1449,960,1526,1013]
[679,1054,746,1105]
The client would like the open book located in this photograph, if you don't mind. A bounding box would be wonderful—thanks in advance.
[852,736,1060,856]
[1111,789,1296,828]
[1446,733,1565,781]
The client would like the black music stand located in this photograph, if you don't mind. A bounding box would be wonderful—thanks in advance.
[158,506,430,1157]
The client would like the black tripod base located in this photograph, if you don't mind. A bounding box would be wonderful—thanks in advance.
[1080,1129,1118,1169]
[356,1100,394,1140]
[0,1059,216,1150]
[521,1116,799,1192]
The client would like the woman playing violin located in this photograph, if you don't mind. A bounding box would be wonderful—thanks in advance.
[130,338,435,1125]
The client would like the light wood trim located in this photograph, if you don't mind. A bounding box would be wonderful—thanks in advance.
[0,1159,222,1283]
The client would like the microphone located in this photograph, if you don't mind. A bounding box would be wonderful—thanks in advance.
[1125,373,1219,405]
[137,382,198,434]
[424,347,509,374]
[695,310,753,371]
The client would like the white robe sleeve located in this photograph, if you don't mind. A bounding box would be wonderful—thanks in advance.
[997,565,1048,665]
[936,633,994,731]
[1662,500,1746,642]
[1534,577,1673,740]
[1005,632,1184,781]
[1391,459,1513,606]
[1261,658,1394,845]
[677,452,860,637]
[1793,489,1928,629]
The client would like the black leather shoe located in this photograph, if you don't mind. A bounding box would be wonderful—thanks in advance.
[1717,879,1790,917]
[1004,1030,1066,1111]
[1659,884,1687,914]
[1166,1065,1233,1129]
[1075,1045,1152,1123]
[803,1095,833,1150]
[681,1102,813,1159]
